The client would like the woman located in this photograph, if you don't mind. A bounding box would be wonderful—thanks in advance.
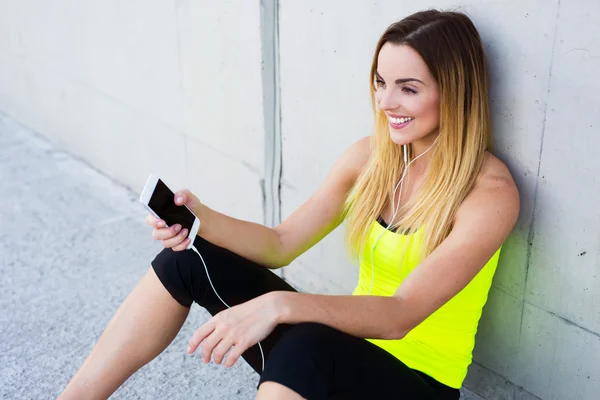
[60,9,519,400]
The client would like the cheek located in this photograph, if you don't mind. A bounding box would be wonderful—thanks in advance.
[413,97,439,124]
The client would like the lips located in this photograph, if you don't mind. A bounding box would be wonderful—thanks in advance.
[388,115,414,129]
[388,115,414,123]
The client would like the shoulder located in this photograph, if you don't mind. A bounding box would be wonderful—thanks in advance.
[454,152,520,236]
[476,152,520,201]
[334,136,372,184]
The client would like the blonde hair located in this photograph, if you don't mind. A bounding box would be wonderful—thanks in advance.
[343,10,492,262]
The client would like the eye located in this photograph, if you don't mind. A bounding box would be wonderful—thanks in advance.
[375,79,386,89]
[402,87,417,95]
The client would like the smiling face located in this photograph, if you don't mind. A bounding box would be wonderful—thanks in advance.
[374,43,440,148]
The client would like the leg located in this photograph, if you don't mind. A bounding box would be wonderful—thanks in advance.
[258,323,440,400]
[151,234,298,372]
[257,382,305,400]
[60,235,297,399]
[59,267,190,400]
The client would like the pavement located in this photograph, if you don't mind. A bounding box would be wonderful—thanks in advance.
[0,111,484,399]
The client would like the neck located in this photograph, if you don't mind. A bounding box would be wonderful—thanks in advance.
[408,133,438,173]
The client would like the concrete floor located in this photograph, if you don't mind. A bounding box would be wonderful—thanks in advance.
[0,112,484,399]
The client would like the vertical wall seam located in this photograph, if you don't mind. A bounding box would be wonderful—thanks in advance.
[260,0,283,277]
[275,0,283,228]
[518,0,561,344]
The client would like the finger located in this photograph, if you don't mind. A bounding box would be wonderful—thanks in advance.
[188,321,216,355]
[212,336,235,365]
[171,238,191,252]
[145,214,158,226]
[152,224,181,241]
[161,228,188,248]
[146,214,166,229]
[201,332,222,364]
[174,189,190,206]
[224,339,249,368]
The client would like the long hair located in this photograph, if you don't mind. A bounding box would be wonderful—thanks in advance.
[343,9,492,262]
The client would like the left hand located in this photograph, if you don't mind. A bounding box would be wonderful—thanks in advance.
[187,291,284,367]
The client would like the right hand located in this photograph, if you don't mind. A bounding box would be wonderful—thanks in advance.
[145,188,203,251]
[145,214,191,251]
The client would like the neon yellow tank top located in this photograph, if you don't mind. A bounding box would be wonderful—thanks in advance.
[352,219,502,389]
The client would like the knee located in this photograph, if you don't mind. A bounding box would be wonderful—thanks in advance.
[152,246,198,278]
[151,247,201,307]
[151,236,227,307]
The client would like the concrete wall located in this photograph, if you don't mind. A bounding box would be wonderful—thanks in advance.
[278,2,600,400]
[1,1,598,399]
[0,0,266,224]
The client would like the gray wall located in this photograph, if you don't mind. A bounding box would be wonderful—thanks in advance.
[0,1,598,399]
[0,0,266,224]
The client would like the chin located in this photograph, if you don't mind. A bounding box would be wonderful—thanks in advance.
[389,130,414,146]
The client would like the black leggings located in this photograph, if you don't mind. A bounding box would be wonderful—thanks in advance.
[151,235,460,400]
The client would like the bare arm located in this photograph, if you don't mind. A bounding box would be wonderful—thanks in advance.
[188,136,371,269]
[185,159,521,366]
[193,204,283,269]
[274,168,520,339]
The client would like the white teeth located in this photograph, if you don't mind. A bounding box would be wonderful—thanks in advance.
[390,116,414,124]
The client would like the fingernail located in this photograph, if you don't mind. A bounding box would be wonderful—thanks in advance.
[177,197,183,204]
[187,345,191,353]
[182,229,188,236]
[175,225,181,232]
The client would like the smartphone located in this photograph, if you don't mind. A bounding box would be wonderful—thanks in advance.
[139,173,200,250]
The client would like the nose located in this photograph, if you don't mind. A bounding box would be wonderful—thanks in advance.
[376,88,399,111]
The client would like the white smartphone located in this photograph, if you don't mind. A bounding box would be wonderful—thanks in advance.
[139,173,200,250]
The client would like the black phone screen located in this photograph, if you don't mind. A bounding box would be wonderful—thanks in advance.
[148,179,196,232]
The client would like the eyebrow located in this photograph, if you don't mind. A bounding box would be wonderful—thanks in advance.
[376,72,425,85]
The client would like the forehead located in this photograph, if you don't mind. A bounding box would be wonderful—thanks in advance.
[376,43,433,83]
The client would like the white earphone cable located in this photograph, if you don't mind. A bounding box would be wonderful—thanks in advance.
[187,140,435,370]
[190,245,266,372]
[368,142,435,295]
